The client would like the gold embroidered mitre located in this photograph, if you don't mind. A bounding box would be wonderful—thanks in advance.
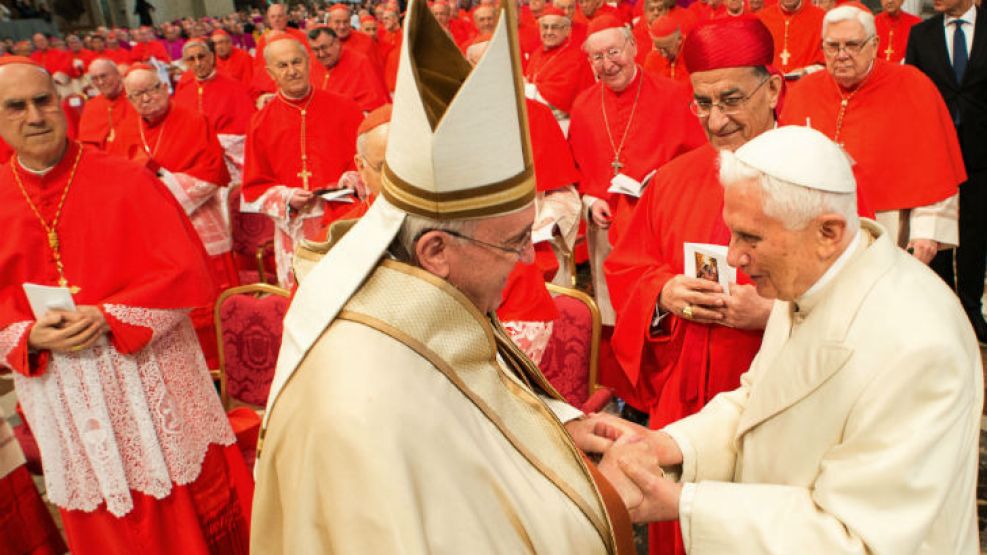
[382,0,535,219]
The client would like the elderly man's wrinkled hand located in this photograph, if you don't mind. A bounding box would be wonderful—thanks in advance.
[618,454,684,523]
[719,283,772,330]
[599,434,656,511]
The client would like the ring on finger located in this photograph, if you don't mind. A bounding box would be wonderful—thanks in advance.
[682,304,694,319]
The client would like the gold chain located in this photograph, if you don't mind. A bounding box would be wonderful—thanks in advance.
[277,90,316,189]
[137,114,166,158]
[833,81,861,145]
[600,71,644,176]
[12,143,85,291]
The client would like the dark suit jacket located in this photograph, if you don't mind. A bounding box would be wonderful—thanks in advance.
[906,7,987,174]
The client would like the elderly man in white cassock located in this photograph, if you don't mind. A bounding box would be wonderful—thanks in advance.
[598,126,983,554]
[250,0,636,553]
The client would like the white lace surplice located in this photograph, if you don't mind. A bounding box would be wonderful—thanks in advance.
[3,307,234,517]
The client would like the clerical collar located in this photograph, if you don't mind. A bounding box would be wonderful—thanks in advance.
[196,70,218,82]
[17,157,56,176]
[280,87,313,104]
[609,66,640,95]
[796,229,861,308]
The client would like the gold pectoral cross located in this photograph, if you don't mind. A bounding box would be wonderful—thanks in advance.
[884,29,895,60]
[780,49,791,66]
[611,159,624,175]
[297,166,312,189]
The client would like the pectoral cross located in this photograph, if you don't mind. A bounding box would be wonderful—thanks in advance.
[780,49,791,66]
[297,166,312,189]
[611,159,624,175]
[883,29,895,61]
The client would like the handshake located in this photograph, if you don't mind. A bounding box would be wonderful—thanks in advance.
[567,413,685,523]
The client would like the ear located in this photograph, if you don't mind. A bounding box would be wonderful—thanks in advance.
[765,73,783,111]
[415,231,454,278]
[814,213,848,260]
[353,153,365,171]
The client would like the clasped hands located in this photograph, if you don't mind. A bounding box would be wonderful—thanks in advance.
[565,413,683,522]
[659,274,772,330]
[28,306,108,354]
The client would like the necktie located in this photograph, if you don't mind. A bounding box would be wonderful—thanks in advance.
[952,19,968,84]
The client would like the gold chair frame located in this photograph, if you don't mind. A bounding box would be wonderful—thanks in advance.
[545,283,603,395]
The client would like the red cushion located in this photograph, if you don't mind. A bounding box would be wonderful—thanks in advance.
[540,295,594,406]
[228,185,277,283]
[220,293,288,406]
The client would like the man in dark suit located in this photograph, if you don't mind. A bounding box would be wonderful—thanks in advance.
[907,0,987,342]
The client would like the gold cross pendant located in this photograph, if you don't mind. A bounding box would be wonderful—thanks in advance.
[297,167,313,189]
[780,49,791,66]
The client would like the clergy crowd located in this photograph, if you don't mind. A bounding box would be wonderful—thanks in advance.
[0,0,984,551]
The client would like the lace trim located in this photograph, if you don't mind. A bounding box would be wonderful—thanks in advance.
[13,307,234,516]
[0,321,31,370]
[502,320,555,366]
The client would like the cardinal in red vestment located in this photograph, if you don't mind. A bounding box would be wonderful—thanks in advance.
[112,65,238,369]
[605,18,779,555]
[757,0,825,75]
[212,29,255,86]
[642,16,692,90]
[780,5,964,264]
[327,3,386,75]
[174,40,255,184]
[524,6,596,125]
[242,38,364,288]
[0,58,251,555]
[308,26,391,112]
[569,15,705,326]
[77,58,133,150]
[873,0,919,63]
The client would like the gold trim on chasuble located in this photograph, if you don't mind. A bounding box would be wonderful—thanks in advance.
[336,259,619,553]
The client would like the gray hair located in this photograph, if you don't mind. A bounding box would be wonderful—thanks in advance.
[582,25,634,52]
[719,151,859,236]
[390,212,475,265]
[181,39,214,57]
[822,5,876,38]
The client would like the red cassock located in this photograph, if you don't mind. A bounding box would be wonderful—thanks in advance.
[108,105,236,369]
[243,89,362,200]
[65,48,96,78]
[0,142,251,555]
[316,48,390,112]
[77,93,133,150]
[779,60,965,213]
[130,40,171,62]
[643,53,692,91]
[215,46,255,86]
[497,99,581,324]
[632,18,653,65]
[29,48,70,75]
[757,2,825,73]
[525,38,596,114]
[0,462,67,555]
[568,70,706,245]
[688,1,726,22]
[376,27,402,60]
[874,11,919,64]
[338,31,385,77]
[517,18,542,59]
[604,144,763,555]
[174,72,255,135]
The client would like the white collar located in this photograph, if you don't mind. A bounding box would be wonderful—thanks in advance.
[797,230,861,302]
[944,4,976,26]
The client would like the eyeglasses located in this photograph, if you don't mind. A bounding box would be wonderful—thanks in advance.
[2,93,59,119]
[689,78,769,117]
[539,22,569,31]
[126,82,164,101]
[821,35,875,56]
[588,41,628,64]
[419,228,532,258]
[360,155,383,173]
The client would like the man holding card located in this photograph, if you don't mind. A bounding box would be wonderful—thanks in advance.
[603,17,778,555]
[0,57,252,554]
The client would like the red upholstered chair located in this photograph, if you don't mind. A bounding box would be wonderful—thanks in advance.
[540,283,612,413]
[228,185,278,285]
[215,283,290,472]
[215,283,290,410]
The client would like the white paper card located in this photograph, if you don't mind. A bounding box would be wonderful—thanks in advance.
[532,224,554,244]
[607,169,657,198]
[523,81,538,100]
[683,243,735,295]
[319,188,356,203]
[22,283,77,319]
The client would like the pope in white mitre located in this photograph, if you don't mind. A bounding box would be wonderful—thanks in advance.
[249,0,636,552]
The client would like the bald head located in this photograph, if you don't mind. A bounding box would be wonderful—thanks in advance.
[123,69,169,121]
[264,38,311,98]
[87,58,123,98]
[0,62,67,170]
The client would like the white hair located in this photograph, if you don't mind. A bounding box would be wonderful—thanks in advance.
[181,40,211,57]
[356,123,388,157]
[391,212,475,264]
[719,151,859,235]
[822,5,876,38]
[582,25,633,52]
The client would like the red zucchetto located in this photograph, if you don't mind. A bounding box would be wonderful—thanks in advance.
[681,16,773,72]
